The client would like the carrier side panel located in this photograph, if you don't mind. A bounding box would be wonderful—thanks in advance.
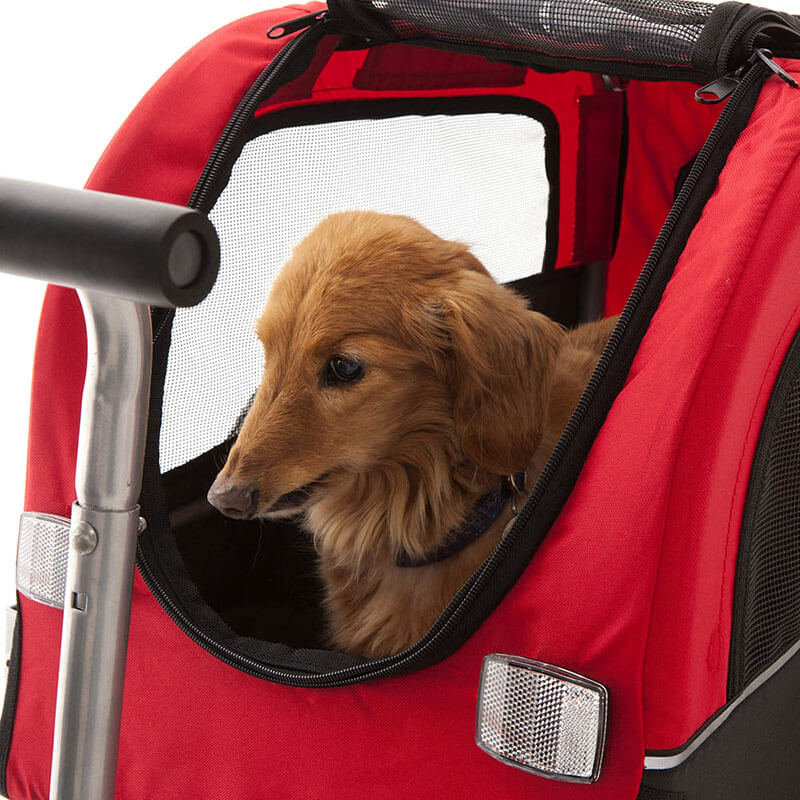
[641,59,800,752]
[11,71,771,800]
[639,325,800,797]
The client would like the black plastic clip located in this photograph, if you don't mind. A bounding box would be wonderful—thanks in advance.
[754,48,799,88]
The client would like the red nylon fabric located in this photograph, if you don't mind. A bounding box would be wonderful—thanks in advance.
[11,3,800,796]
[605,82,722,315]
[573,88,626,264]
[8,598,61,800]
[23,286,86,519]
[642,62,800,749]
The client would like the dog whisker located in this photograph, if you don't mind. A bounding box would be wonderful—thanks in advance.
[249,523,266,572]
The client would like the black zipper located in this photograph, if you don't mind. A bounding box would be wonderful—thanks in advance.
[138,47,771,688]
[188,14,331,213]
[151,13,331,346]
[697,47,798,104]
[718,11,800,77]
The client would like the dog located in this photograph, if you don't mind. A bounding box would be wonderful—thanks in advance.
[208,211,618,658]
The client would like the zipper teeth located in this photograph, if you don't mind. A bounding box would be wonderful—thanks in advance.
[719,24,754,75]
[138,59,765,687]
[189,22,326,212]
[153,20,327,348]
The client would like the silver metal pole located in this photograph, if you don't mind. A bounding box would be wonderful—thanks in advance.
[50,291,152,800]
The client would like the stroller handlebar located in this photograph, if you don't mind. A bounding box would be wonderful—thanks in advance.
[0,178,219,308]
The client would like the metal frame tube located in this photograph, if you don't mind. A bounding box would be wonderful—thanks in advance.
[50,291,152,800]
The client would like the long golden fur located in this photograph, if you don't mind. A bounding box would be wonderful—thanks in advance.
[208,211,617,658]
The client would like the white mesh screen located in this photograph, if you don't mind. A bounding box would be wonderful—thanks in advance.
[160,110,551,472]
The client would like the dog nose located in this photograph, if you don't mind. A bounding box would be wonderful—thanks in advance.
[207,479,257,519]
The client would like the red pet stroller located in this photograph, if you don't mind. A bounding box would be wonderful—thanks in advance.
[2,1,800,797]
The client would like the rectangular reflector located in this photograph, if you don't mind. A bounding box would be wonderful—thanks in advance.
[16,512,70,609]
[476,653,608,783]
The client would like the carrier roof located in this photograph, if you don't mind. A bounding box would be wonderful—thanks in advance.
[329,0,800,81]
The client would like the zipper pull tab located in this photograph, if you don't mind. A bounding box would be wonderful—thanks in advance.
[695,75,741,104]
[753,48,799,88]
[696,46,800,104]
[267,10,327,39]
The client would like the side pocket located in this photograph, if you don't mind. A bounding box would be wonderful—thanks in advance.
[0,604,22,798]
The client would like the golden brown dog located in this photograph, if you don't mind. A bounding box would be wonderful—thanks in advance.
[208,212,617,658]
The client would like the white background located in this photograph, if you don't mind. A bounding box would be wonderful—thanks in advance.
[0,0,798,613]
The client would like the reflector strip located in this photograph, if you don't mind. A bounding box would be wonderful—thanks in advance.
[476,653,608,783]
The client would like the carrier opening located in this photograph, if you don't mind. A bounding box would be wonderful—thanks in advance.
[136,29,752,681]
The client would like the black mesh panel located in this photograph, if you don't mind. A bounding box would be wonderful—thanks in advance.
[730,330,800,694]
[350,0,714,68]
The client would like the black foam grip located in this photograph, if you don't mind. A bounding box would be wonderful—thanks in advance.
[0,178,219,307]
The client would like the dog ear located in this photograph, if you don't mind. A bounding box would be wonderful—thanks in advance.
[438,266,563,476]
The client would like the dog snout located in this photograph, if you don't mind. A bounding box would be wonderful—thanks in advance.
[207,478,258,519]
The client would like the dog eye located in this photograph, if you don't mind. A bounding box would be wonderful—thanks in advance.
[323,356,364,387]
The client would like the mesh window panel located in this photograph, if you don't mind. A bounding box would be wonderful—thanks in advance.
[160,108,552,472]
[354,0,714,68]
[734,334,800,691]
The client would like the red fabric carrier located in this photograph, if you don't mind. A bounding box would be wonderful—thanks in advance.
[10,2,800,798]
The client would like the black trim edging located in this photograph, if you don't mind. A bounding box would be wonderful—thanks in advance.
[0,603,22,797]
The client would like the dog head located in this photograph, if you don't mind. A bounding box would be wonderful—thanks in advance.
[208,212,562,558]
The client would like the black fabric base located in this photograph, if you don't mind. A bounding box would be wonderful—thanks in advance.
[639,643,800,800]
[164,443,327,649]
